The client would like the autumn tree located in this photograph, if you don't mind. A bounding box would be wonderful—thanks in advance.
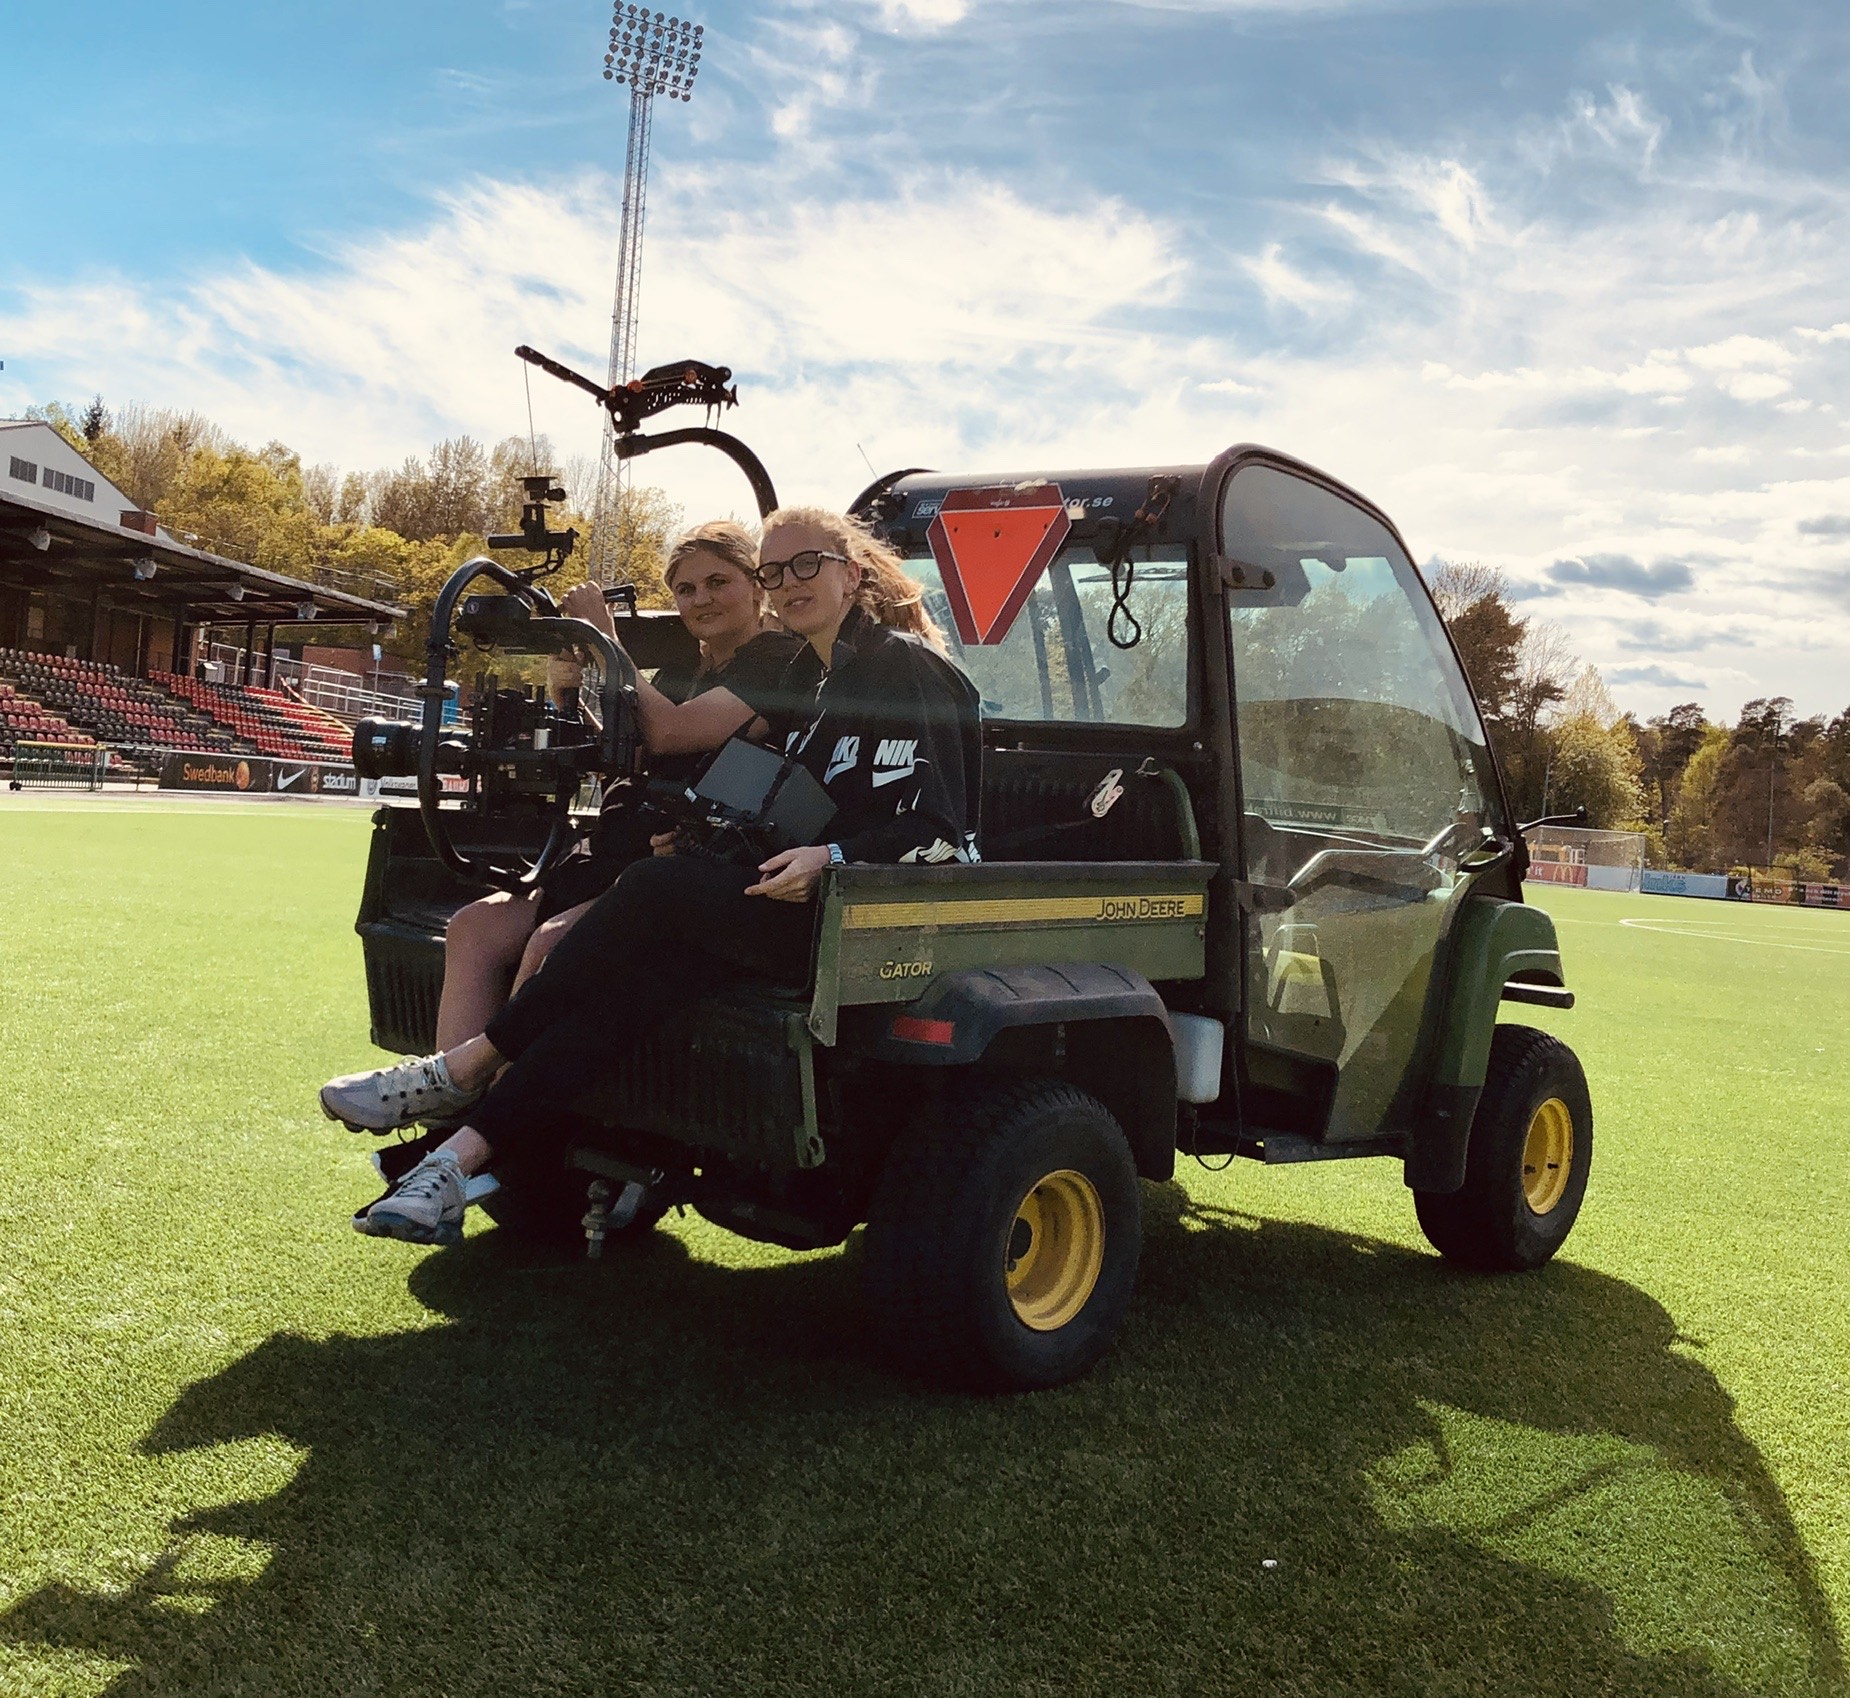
[1534,667,1645,830]
[1427,560,1578,820]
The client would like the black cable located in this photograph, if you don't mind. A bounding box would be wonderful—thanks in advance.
[1107,553,1142,650]
[1099,476,1179,651]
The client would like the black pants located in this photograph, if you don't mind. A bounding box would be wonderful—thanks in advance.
[473,855,815,1153]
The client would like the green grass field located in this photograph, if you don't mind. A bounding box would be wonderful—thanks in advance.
[0,797,1845,1698]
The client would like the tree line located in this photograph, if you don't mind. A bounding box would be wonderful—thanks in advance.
[31,398,681,666]
[1432,562,1849,880]
[28,397,1846,877]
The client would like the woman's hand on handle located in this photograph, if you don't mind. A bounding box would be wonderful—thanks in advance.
[746,845,832,902]
[560,581,618,639]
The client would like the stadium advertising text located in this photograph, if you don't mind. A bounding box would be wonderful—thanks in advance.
[159,754,363,796]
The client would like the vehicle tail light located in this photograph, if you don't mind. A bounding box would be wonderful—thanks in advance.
[891,1015,955,1046]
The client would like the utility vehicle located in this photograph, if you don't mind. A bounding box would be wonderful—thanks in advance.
[350,355,1591,1393]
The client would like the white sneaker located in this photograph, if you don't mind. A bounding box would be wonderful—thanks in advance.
[353,1151,467,1245]
[320,1053,480,1133]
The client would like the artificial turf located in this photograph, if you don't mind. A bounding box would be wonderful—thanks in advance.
[0,796,1844,1698]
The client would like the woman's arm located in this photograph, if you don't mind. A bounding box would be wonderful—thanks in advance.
[637,681,765,754]
[557,583,766,755]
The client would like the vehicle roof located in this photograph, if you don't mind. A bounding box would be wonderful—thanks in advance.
[857,445,1410,561]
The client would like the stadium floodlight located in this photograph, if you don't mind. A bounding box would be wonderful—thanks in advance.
[589,4,708,582]
[226,582,247,601]
[604,3,702,98]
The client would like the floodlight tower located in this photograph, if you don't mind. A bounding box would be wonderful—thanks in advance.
[590,4,705,582]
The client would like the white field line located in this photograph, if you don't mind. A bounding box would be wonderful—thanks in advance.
[1617,917,1850,955]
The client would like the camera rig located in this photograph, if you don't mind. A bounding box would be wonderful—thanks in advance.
[353,476,642,890]
[353,348,786,892]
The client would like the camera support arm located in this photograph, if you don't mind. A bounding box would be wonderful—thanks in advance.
[615,426,779,520]
[515,343,780,519]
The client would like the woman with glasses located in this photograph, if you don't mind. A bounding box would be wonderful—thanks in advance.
[321,520,800,1136]
[344,506,983,1245]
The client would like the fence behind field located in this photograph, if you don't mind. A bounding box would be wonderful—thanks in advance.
[9,740,110,791]
[1743,875,1847,909]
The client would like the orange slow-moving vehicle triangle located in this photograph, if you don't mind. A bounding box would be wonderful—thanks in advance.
[927,484,1071,646]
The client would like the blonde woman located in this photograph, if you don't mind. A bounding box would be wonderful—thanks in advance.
[345,506,983,1244]
[322,520,800,1132]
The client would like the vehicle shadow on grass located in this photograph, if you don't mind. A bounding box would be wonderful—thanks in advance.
[5,1189,1843,1698]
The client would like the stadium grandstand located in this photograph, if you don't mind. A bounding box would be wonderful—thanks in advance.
[0,420,401,778]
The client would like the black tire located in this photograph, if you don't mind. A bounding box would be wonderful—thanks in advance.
[1415,1024,1592,1272]
[863,1076,1143,1393]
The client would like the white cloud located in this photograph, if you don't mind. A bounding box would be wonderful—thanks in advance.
[6,60,1850,720]
[871,0,970,25]
[1328,153,1501,249]
[1686,335,1794,371]
[1559,85,1667,173]
[1613,357,1694,396]
[1241,242,1353,311]
[1718,370,1792,402]
[0,169,1184,517]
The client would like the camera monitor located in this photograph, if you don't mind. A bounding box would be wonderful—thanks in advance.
[693,738,836,851]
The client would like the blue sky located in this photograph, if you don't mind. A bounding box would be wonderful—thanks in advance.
[6,0,1850,718]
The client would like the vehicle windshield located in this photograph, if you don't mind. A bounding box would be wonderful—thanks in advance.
[900,543,1190,727]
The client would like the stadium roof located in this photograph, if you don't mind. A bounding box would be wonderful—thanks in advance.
[0,420,403,628]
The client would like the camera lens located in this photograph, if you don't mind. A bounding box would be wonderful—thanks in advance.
[352,718,421,779]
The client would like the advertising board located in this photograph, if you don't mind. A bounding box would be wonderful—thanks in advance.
[159,754,364,796]
[1640,869,1732,900]
[160,753,274,793]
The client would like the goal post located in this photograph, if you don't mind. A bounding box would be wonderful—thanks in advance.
[10,740,109,792]
[1524,825,1646,892]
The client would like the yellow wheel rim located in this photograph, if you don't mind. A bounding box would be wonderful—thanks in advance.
[1521,1097,1574,1215]
[1005,1169,1106,1332]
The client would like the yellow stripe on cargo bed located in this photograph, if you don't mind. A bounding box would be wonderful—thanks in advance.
[841,892,1205,931]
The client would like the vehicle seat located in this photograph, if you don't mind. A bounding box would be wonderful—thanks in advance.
[980,749,1197,863]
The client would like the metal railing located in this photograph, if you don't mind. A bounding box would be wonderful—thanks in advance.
[7,741,111,790]
[197,641,419,724]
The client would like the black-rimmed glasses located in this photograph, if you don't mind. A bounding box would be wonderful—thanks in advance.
[755,549,849,590]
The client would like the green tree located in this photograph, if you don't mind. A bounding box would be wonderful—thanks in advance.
[1666,726,1730,870]
[1802,777,1850,874]
[24,400,88,452]
[1544,711,1644,829]
[1708,698,1799,870]
[1427,560,1576,819]
[1635,702,1708,832]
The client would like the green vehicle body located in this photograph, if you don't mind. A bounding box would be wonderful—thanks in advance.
[356,442,1574,1263]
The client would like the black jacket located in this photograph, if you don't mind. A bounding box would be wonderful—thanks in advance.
[771,606,982,865]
